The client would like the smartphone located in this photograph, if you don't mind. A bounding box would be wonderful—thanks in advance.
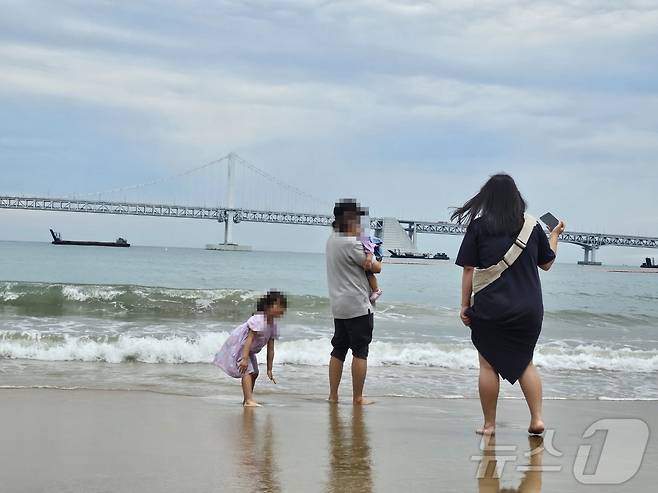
[540,212,559,231]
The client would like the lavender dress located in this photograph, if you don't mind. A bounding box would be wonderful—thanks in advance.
[359,234,383,259]
[213,313,279,378]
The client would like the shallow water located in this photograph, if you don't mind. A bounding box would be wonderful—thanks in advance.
[1,241,657,399]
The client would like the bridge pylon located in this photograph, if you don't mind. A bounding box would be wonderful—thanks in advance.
[577,245,602,266]
[206,153,252,252]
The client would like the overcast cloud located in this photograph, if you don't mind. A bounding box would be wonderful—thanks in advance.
[1,0,657,264]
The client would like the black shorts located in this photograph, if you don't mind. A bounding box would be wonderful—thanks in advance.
[330,312,374,361]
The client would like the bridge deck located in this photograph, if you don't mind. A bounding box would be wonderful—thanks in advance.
[1,196,656,249]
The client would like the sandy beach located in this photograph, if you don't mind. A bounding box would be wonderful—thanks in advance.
[1,389,656,492]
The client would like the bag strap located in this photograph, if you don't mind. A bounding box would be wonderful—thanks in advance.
[472,214,537,296]
[501,213,536,267]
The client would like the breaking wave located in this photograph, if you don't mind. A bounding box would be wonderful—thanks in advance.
[1,331,657,371]
[0,281,328,321]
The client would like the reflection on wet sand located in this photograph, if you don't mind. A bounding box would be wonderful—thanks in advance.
[238,408,281,493]
[477,436,544,493]
[327,405,374,493]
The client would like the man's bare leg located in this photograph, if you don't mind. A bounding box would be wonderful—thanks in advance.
[352,356,373,405]
[328,356,343,403]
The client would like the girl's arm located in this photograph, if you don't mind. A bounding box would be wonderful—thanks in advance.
[460,266,474,326]
[238,330,256,374]
[266,338,276,383]
[363,254,382,273]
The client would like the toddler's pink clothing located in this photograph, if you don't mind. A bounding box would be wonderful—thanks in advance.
[213,313,278,377]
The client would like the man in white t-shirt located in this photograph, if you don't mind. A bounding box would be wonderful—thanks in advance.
[326,199,382,405]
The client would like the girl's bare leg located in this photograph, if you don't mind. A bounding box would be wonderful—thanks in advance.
[366,272,381,302]
[366,272,378,292]
[518,363,545,434]
[477,352,499,435]
[242,373,260,407]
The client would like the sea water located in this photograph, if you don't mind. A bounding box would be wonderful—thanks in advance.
[1,241,657,400]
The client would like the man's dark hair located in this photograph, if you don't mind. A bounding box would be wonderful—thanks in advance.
[332,199,366,233]
[450,174,527,236]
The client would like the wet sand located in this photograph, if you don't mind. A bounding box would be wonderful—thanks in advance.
[1,389,656,492]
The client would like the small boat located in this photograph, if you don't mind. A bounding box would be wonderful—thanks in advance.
[50,229,130,247]
[388,249,450,260]
[640,257,656,268]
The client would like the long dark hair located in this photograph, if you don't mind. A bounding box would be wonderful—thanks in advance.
[450,174,527,236]
[256,290,288,313]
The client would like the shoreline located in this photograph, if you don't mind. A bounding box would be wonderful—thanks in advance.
[3,384,658,401]
[1,388,656,492]
[2,355,657,401]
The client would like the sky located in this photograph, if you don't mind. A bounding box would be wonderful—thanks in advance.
[1,0,657,264]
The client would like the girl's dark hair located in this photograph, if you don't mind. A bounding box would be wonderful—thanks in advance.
[450,174,527,236]
[256,290,288,312]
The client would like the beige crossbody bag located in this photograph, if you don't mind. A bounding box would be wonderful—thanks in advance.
[471,213,536,299]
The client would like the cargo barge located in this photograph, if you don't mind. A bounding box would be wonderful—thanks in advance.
[50,229,130,247]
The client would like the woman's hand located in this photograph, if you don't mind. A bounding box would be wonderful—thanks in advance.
[548,220,565,236]
[267,370,276,384]
[238,357,249,374]
[544,220,565,268]
[460,306,471,326]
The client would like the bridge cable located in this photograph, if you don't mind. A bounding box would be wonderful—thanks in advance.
[63,155,231,199]
[233,154,333,211]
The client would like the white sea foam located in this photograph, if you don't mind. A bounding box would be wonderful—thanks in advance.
[0,291,20,301]
[61,285,122,302]
[597,396,658,401]
[534,344,658,372]
[0,332,229,364]
[1,332,658,371]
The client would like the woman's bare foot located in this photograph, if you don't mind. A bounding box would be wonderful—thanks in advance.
[476,424,496,436]
[528,419,545,435]
[327,397,339,404]
[243,399,261,407]
[353,397,375,405]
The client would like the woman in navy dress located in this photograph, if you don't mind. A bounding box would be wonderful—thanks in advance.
[453,174,565,436]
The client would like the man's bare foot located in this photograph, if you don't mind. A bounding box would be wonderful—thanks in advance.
[528,419,545,435]
[353,397,375,405]
[476,425,496,436]
[243,400,261,407]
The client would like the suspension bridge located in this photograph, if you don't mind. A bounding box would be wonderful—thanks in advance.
[1,153,656,264]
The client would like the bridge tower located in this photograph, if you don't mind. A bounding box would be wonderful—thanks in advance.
[406,223,418,249]
[224,153,236,244]
[206,153,252,252]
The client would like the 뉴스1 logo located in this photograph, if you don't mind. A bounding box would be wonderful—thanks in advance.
[471,418,650,486]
